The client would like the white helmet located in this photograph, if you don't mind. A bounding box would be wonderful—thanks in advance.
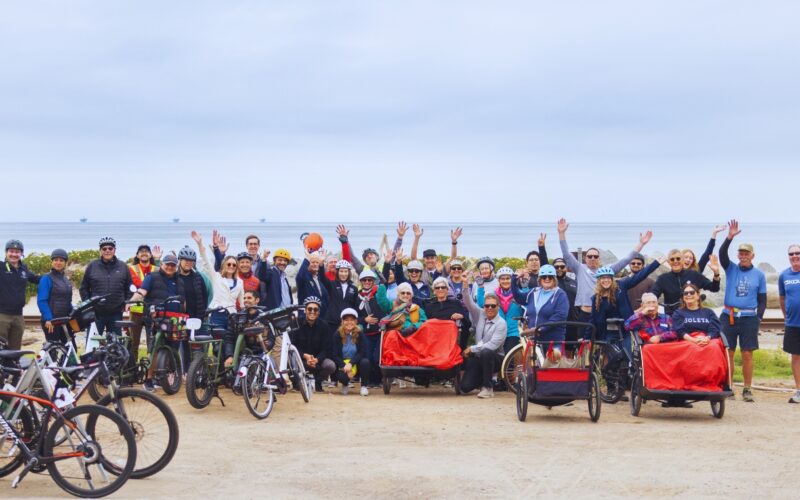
[407,260,424,271]
[335,259,353,270]
[359,269,377,281]
[496,266,514,278]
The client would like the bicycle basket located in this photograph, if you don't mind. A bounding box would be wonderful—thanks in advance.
[158,312,189,341]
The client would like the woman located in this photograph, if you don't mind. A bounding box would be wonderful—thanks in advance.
[192,231,244,329]
[377,282,427,334]
[625,292,678,344]
[381,249,400,303]
[356,269,387,388]
[474,257,498,298]
[672,283,722,346]
[325,259,359,328]
[331,308,371,396]
[37,249,73,343]
[479,267,524,356]
[510,265,569,361]
[683,224,727,272]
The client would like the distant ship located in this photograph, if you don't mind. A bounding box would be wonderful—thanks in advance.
[259,218,266,223]
[79,218,87,223]
[172,218,180,223]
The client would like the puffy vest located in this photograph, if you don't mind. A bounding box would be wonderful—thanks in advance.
[144,270,185,311]
[47,270,73,319]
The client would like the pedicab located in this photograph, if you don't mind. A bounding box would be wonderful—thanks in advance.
[515,321,601,422]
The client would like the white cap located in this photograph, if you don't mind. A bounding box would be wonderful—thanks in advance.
[359,269,377,281]
[407,260,423,271]
[340,308,358,319]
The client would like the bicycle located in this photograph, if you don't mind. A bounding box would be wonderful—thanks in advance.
[499,313,529,395]
[0,383,136,497]
[591,318,631,404]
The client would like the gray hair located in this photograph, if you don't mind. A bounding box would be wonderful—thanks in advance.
[483,293,500,305]
[640,292,658,303]
[789,244,800,253]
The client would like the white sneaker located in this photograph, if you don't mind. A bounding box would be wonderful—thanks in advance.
[789,391,800,404]
[360,386,369,396]
[398,380,407,389]
[341,385,349,395]
[477,387,494,399]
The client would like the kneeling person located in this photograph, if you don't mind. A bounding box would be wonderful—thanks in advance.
[331,308,371,396]
[291,297,336,392]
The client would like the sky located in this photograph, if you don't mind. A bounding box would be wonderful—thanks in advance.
[1,1,798,223]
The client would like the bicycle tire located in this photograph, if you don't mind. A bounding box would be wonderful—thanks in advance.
[94,388,180,479]
[500,343,523,395]
[242,359,275,420]
[46,404,136,498]
[289,347,310,403]
[87,372,112,402]
[0,401,35,478]
[155,346,181,395]
[593,348,624,404]
[185,354,215,409]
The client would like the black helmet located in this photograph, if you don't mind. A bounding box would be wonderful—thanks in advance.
[5,239,23,252]
[362,248,378,260]
[178,246,197,262]
[476,256,495,269]
[50,248,69,260]
[99,237,116,248]
[236,251,253,261]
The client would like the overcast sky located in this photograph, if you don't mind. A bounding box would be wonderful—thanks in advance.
[1,1,798,223]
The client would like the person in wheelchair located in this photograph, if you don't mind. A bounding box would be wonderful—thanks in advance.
[671,283,722,346]
[624,293,678,344]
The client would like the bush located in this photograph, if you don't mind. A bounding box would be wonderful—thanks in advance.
[68,249,100,265]
[731,349,793,382]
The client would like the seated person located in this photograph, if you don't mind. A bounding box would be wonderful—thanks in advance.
[423,277,466,322]
[291,296,337,391]
[331,308,371,396]
[671,283,722,346]
[223,290,267,368]
[377,282,427,335]
[624,292,678,344]
[510,265,569,363]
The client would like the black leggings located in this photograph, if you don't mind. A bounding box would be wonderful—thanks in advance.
[459,349,502,393]
[334,358,371,386]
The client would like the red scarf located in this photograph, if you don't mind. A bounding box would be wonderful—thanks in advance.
[496,286,514,314]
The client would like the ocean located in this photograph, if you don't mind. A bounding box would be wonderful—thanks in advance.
[3,222,798,271]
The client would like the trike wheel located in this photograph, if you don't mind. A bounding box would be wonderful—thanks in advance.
[516,374,528,422]
[711,398,725,419]
[588,372,601,422]
[500,343,523,395]
[155,346,181,395]
[630,372,643,417]
[382,376,391,395]
[185,354,214,409]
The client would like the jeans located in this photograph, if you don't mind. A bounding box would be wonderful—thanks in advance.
[363,334,382,385]
[94,312,123,336]
[334,358,371,386]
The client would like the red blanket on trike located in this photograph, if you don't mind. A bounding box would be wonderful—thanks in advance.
[380,319,463,370]
[641,335,729,392]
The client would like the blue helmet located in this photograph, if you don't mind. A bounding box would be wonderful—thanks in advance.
[595,266,615,278]
[539,265,557,277]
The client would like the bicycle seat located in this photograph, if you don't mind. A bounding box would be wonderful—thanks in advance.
[115,321,136,329]
[50,365,90,376]
[191,334,215,342]
[50,316,71,326]
[0,350,34,360]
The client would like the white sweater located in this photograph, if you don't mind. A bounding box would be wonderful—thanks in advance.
[200,251,244,313]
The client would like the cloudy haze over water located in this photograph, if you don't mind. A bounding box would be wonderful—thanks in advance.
[1,1,798,223]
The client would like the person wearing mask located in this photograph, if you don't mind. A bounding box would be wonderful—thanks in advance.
[718,220,766,402]
[672,283,722,345]
[779,244,800,404]
[650,249,721,316]
[461,283,507,398]
[292,296,337,392]
[79,237,132,336]
[330,308,371,396]
[128,244,162,363]
[37,249,72,344]
[192,231,244,329]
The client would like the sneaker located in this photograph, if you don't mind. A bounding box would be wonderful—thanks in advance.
[315,381,323,393]
[341,385,349,395]
[360,386,369,397]
[789,391,800,404]
[742,387,755,402]
[143,379,156,393]
[443,380,453,389]
[477,387,494,399]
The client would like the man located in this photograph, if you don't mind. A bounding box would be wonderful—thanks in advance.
[518,233,549,288]
[0,239,40,349]
[719,220,766,402]
[79,237,132,335]
[235,252,265,302]
[257,248,294,310]
[650,249,721,315]
[461,286,507,398]
[557,218,652,328]
[410,225,462,286]
[244,234,264,275]
[223,290,265,369]
[625,253,655,310]
[176,246,212,320]
[779,244,800,404]
[128,244,162,365]
[291,297,336,392]
[296,251,331,318]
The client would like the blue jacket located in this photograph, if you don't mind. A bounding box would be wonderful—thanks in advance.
[393,262,431,306]
[478,287,524,338]
[256,263,293,310]
[590,260,661,339]
[510,280,569,342]
[296,259,331,318]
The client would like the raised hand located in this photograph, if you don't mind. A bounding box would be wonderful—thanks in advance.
[218,235,229,253]
[657,255,668,265]
[435,259,444,273]
[395,248,405,262]
[639,230,653,246]
[538,233,546,247]
[711,224,727,238]
[412,224,423,239]
[397,221,408,238]
[708,254,721,274]
[152,245,163,260]
[384,248,395,263]
[191,231,203,245]
[336,224,349,239]
[727,219,741,240]
[450,227,463,243]
[262,249,271,261]
[557,218,569,235]
[212,229,220,247]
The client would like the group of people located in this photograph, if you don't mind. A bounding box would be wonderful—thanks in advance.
[1,219,799,404]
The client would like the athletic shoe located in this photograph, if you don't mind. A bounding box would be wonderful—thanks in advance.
[788,391,800,404]
[360,386,369,396]
[315,380,323,393]
[742,387,755,402]
[341,385,349,395]
[477,387,494,399]
[443,380,453,389]
[398,380,407,389]
[143,379,156,393]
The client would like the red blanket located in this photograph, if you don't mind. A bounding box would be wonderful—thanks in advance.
[642,336,729,392]
[381,319,463,370]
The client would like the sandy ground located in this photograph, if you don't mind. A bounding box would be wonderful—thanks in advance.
[3,382,800,499]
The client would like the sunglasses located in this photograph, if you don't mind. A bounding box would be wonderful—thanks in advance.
[101,246,115,251]
[683,290,697,296]
[630,261,643,266]
[433,286,448,290]
[790,252,800,257]
[361,278,375,282]
[306,307,320,312]
[450,267,463,271]
[226,263,237,268]
[484,304,498,309]
[408,270,421,274]
[554,265,566,270]
[669,257,683,262]
[586,254,599,259]
[540,276,554,280]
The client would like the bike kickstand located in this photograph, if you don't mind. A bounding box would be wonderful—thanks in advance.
[214,388,226,407]
[12,458,38,488]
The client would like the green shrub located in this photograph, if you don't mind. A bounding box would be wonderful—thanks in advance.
[731,349,793,382]
[68,249,100,265]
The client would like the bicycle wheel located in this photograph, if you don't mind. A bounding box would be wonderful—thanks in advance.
[94,388,180,479]
[155,346,181,395]
[500,343,523,395]
[87,372,112,402]
[46,404,136,498]
[0,402,35,478]
[516,373,528,422]
[289,347,310,403]
[43,342,69,366]
[588,372,601,422]
[242,359,275,420]
[185,354,215,409]
[593,348,623,404]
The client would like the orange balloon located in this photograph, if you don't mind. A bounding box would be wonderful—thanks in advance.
[304,232,324,252]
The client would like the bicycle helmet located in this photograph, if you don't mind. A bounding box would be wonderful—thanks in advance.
[303,296,322,306]
[5,239,23,252]
[496,266,514,278]
[335,259,352,270]
[595,266,615,278]
[236,251,253,261]
[407,260,424,271]
[273,248,292,261]
[50,248,68,260]
[98,237,116,248]
[539,265,557,277]
[340,308,358,319]
[362,248,378,260]
[359,269,377,281]
[178,246,197,262]
[476,256,495,269]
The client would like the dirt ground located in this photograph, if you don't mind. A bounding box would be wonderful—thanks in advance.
[4,381,800,499]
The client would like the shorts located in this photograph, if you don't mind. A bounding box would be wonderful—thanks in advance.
[720,313,759,351]
[783,326,800,355]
